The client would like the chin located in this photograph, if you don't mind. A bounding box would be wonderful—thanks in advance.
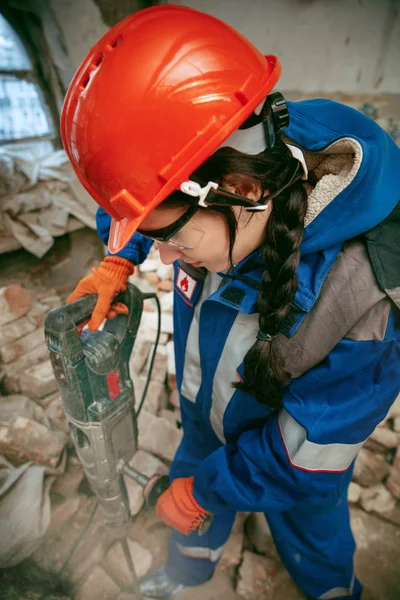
[203,260,230,273]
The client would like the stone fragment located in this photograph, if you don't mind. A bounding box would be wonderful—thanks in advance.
[237,551,279,600]
[46,394,69,433]
[125,449,168,516]
[244,512,279,560]
[0,312,37,347]
[157,263,174,280]
[129,335,152,375]
[51,455,84,498]
[76,565,120,600]
[0,284,32,327]
[160,291,174,313]
[157,280,173,292]
[139,259,161,273]
[386,448,400,499]
[132,375,168,415]
[103,539,152,588]
[369,427,399,449]
[169,388,180,409]
[348,481,362,504]
[0,416,67,467]
[20,360,58,399]
[220,513,245,569]
[360,484,396,514]
[387,393,400,418]
[146,344,168,383]
[47,495,81,534]
[145,272,160,285]
[0,394,47,425]
[352,448,390,487]
[167,373,177,392]
[1,342,50,393]
[27,496,113,586]
[159,408,181,428]
[386,465,400,499]
[0,327,45,364]
[140,311,173,334]
[138,410,183,462]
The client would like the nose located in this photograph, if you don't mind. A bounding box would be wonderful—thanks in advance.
[157,243,183,265]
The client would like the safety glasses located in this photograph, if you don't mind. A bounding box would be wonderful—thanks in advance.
[137,204,204,251]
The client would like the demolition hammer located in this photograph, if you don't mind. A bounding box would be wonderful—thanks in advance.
[44,283,212,598]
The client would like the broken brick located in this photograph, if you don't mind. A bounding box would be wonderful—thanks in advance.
[0,284,32,327]
[0,416,67,467]
[20,360,58,399]
[103,538,152,588]
[0,327,45,364]
[76,565,120,600]
[138,410,183,462]
[237,551,279,600]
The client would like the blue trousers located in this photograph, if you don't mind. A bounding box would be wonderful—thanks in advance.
[165,453,362,600]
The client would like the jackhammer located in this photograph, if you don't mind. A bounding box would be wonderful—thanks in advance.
[44,283,211,598]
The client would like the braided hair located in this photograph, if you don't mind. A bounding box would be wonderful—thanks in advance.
[164,137,309,410]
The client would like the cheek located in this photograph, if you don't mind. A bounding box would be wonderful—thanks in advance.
[196,213,230,254]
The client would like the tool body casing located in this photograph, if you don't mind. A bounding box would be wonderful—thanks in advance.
[45,284,143,537]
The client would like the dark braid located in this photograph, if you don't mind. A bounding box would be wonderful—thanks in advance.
[235,174,308,410]
[163,137,309,409]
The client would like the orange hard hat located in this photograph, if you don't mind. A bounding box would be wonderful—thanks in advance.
[61,4,281,253]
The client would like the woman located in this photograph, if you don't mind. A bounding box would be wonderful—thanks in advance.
[62,6,400,599]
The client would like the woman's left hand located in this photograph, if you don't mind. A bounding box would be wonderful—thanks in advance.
[155,476,210,535]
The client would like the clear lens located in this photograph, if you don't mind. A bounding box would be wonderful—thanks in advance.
[168,225,204,251]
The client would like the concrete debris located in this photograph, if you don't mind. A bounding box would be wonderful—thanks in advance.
[360,484,397,515]
[348,481,362,504]
[0,284,32,327]
[353,448,391,487]
[386,448,400,499]
[0,416,67,467]
[237,551,279,600]
[20,360,59,400]
[103,538,152,588]
[138,409,183,463]
[45,394,70,434]
[219,514,245,569]
[244,512,280,561]
[0,327,45,364]
[0,394,48,426]
[76,565,120,600]
[51,454,84,499]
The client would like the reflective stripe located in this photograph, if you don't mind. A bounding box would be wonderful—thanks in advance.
[180,272,221,403]
[176,542,224,562]
[318,570,355,598]
[279,409,365,472]
[318,586,352,599]
[210,312,259,443]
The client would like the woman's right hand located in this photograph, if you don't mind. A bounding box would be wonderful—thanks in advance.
[66,256,135,331]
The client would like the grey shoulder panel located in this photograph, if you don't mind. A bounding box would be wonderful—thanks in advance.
[278,239,391,378]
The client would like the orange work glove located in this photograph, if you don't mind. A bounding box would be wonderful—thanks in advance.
[155,476,210,535]
[67,256,134,331]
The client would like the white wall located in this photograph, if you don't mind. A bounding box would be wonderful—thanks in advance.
[52,0,400,94]
[174,0,400,94]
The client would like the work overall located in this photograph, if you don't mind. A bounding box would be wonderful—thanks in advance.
[164,241,400,600]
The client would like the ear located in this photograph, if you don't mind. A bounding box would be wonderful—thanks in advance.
[221,173,263,202]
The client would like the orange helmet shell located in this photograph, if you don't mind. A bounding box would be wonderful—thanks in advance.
[61,4,281,253]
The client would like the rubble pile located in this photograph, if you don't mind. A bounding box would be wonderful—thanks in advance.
[0,245,399,600]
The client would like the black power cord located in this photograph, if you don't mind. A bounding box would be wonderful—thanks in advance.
[136,292,162,418]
